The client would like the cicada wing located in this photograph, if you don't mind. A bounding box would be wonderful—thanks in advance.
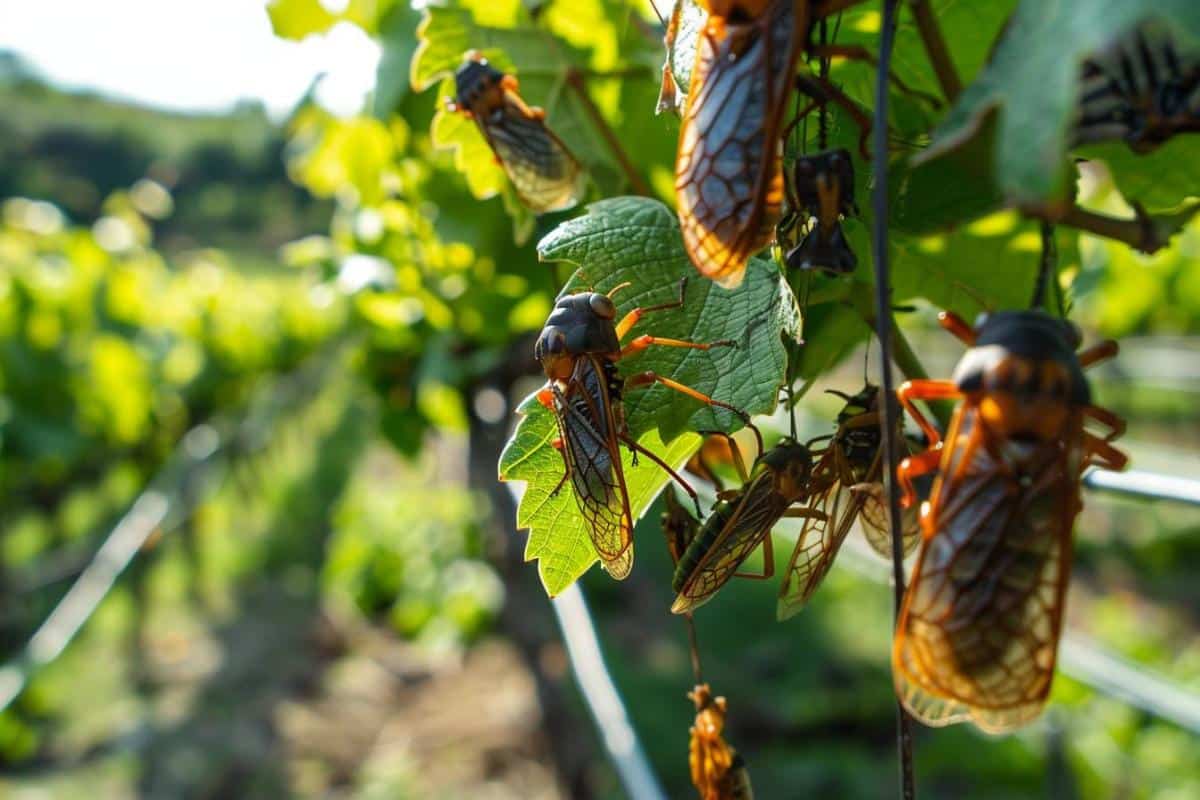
[858,483,922,560]
[477,91,585,213]
[672,473,785,614]
[556,357,634,579]
[676,0,805,287]
[893,407,1081,733]
[776,468,864,620]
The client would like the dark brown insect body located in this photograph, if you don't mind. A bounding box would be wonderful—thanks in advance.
[452,52,585,212]
[672,439,821,614]
[688,684,754,800]
[536,283,747,579]
[1074,24,1200,153]
[892,310,1128,733]
[775,384,919,619]
[780,148,858,275]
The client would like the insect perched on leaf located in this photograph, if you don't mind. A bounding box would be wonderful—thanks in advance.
[891,310,1128,733]
[449,51,586,213]
[536,279,750,579]
[775,383,921,620]
[779,148,859,275]
[1074,23,1200,153]
[655,0,706,116]
[688,684,754,800]
[672,432,825,614]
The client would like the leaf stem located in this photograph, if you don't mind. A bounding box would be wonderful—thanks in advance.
[565,69,653,197]
[909,0,962,102]
[870,2,917,798]
[1039,201,1200,255]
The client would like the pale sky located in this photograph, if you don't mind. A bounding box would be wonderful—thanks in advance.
[0,0,381,116]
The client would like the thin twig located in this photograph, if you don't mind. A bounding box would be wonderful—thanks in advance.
[1031,221,1056,310]
[1040,202,1200,255]
[565,69,652,197]
[909,0,962,102]
[870,2,917,798]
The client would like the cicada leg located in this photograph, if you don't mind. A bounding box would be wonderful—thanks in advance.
[695,427,763,478]
[1079,339,1119,368]
[896,379,959,447]
[619,432,704,517]
[1083,432,1129,472]
[614,277,688,339]
[937,311,978,346]
[619,334,736,360]
[1083,404,1126,442]
[897,448,941,512]
[624,372,752,426]
[733,534,775,581]
[794,73,873,158]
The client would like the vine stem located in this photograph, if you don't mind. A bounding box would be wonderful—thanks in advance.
[870,2,917,798]
[565,69,652,197]
[1038,201,1200,255]
[909,0,962,102]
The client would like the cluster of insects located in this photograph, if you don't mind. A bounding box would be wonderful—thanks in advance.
[434,3,1200,796]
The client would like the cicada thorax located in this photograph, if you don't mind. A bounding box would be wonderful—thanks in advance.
[671,440,815,614]
[676,0,809,288]
[452,52,585,213]
[781,148,859,275]
[894,309,1127,733]
[687,683,753,800]
[1074,22,1200,153]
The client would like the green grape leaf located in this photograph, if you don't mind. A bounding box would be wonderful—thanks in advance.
[267,0,338,40]
[538,196,800,441]
[498,394,699,595]
[917,0,1200,210]
[1080,138,1200,213]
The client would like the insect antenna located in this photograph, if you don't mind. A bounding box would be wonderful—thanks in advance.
[787,380,799,441]
[648,0,665,26]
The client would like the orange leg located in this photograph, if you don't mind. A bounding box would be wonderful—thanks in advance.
[619,334,735,360]
[733,534,775,581]
[897,448,942,510]
[614,277,688,340]
[625,372,751,425]
[937,311,977,346]
[619,432,703,517]
[1079,339,1119,368]
[537,387,555,409]
[1083,432,1128,472]
[896,379,959,446]
[1084,404,1126,441]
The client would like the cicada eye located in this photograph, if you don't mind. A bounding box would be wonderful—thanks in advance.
[589,293,616,320]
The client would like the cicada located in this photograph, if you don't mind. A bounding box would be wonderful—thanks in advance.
[892,310,1128,733]
[656,0,706,116]
[779,148,859,275]
[536,281,749,579]
[775,384,921,620]
[671,436,823,614]
[1074,23,1200,153]
[688,684,754,800]
[451,52,586,213]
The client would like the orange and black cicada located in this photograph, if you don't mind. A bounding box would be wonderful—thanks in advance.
[688,684,754,800]
[671,434,824,614]
[778,148,859,275]
[892,309,1128,733]
[451,52,586,213]
[1074,23,1200,154]
[536,281,749,579]
[775,384,921,620]
[675,1,869,287]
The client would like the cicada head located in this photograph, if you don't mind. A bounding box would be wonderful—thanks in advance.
[454,51,507,113]
[756,440,813,503]
[535,292,622,376]
[953,310,1090,440]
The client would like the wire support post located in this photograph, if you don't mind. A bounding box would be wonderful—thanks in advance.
[870,1,916,797]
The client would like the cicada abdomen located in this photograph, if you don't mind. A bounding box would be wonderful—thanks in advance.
[782,148,859,275]
[688,684,754,800]
[536,283,749,580]
[675,1,809,288]
[1074,22,1200,153]
[452,52,586,213]
[893,310,1128,733]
